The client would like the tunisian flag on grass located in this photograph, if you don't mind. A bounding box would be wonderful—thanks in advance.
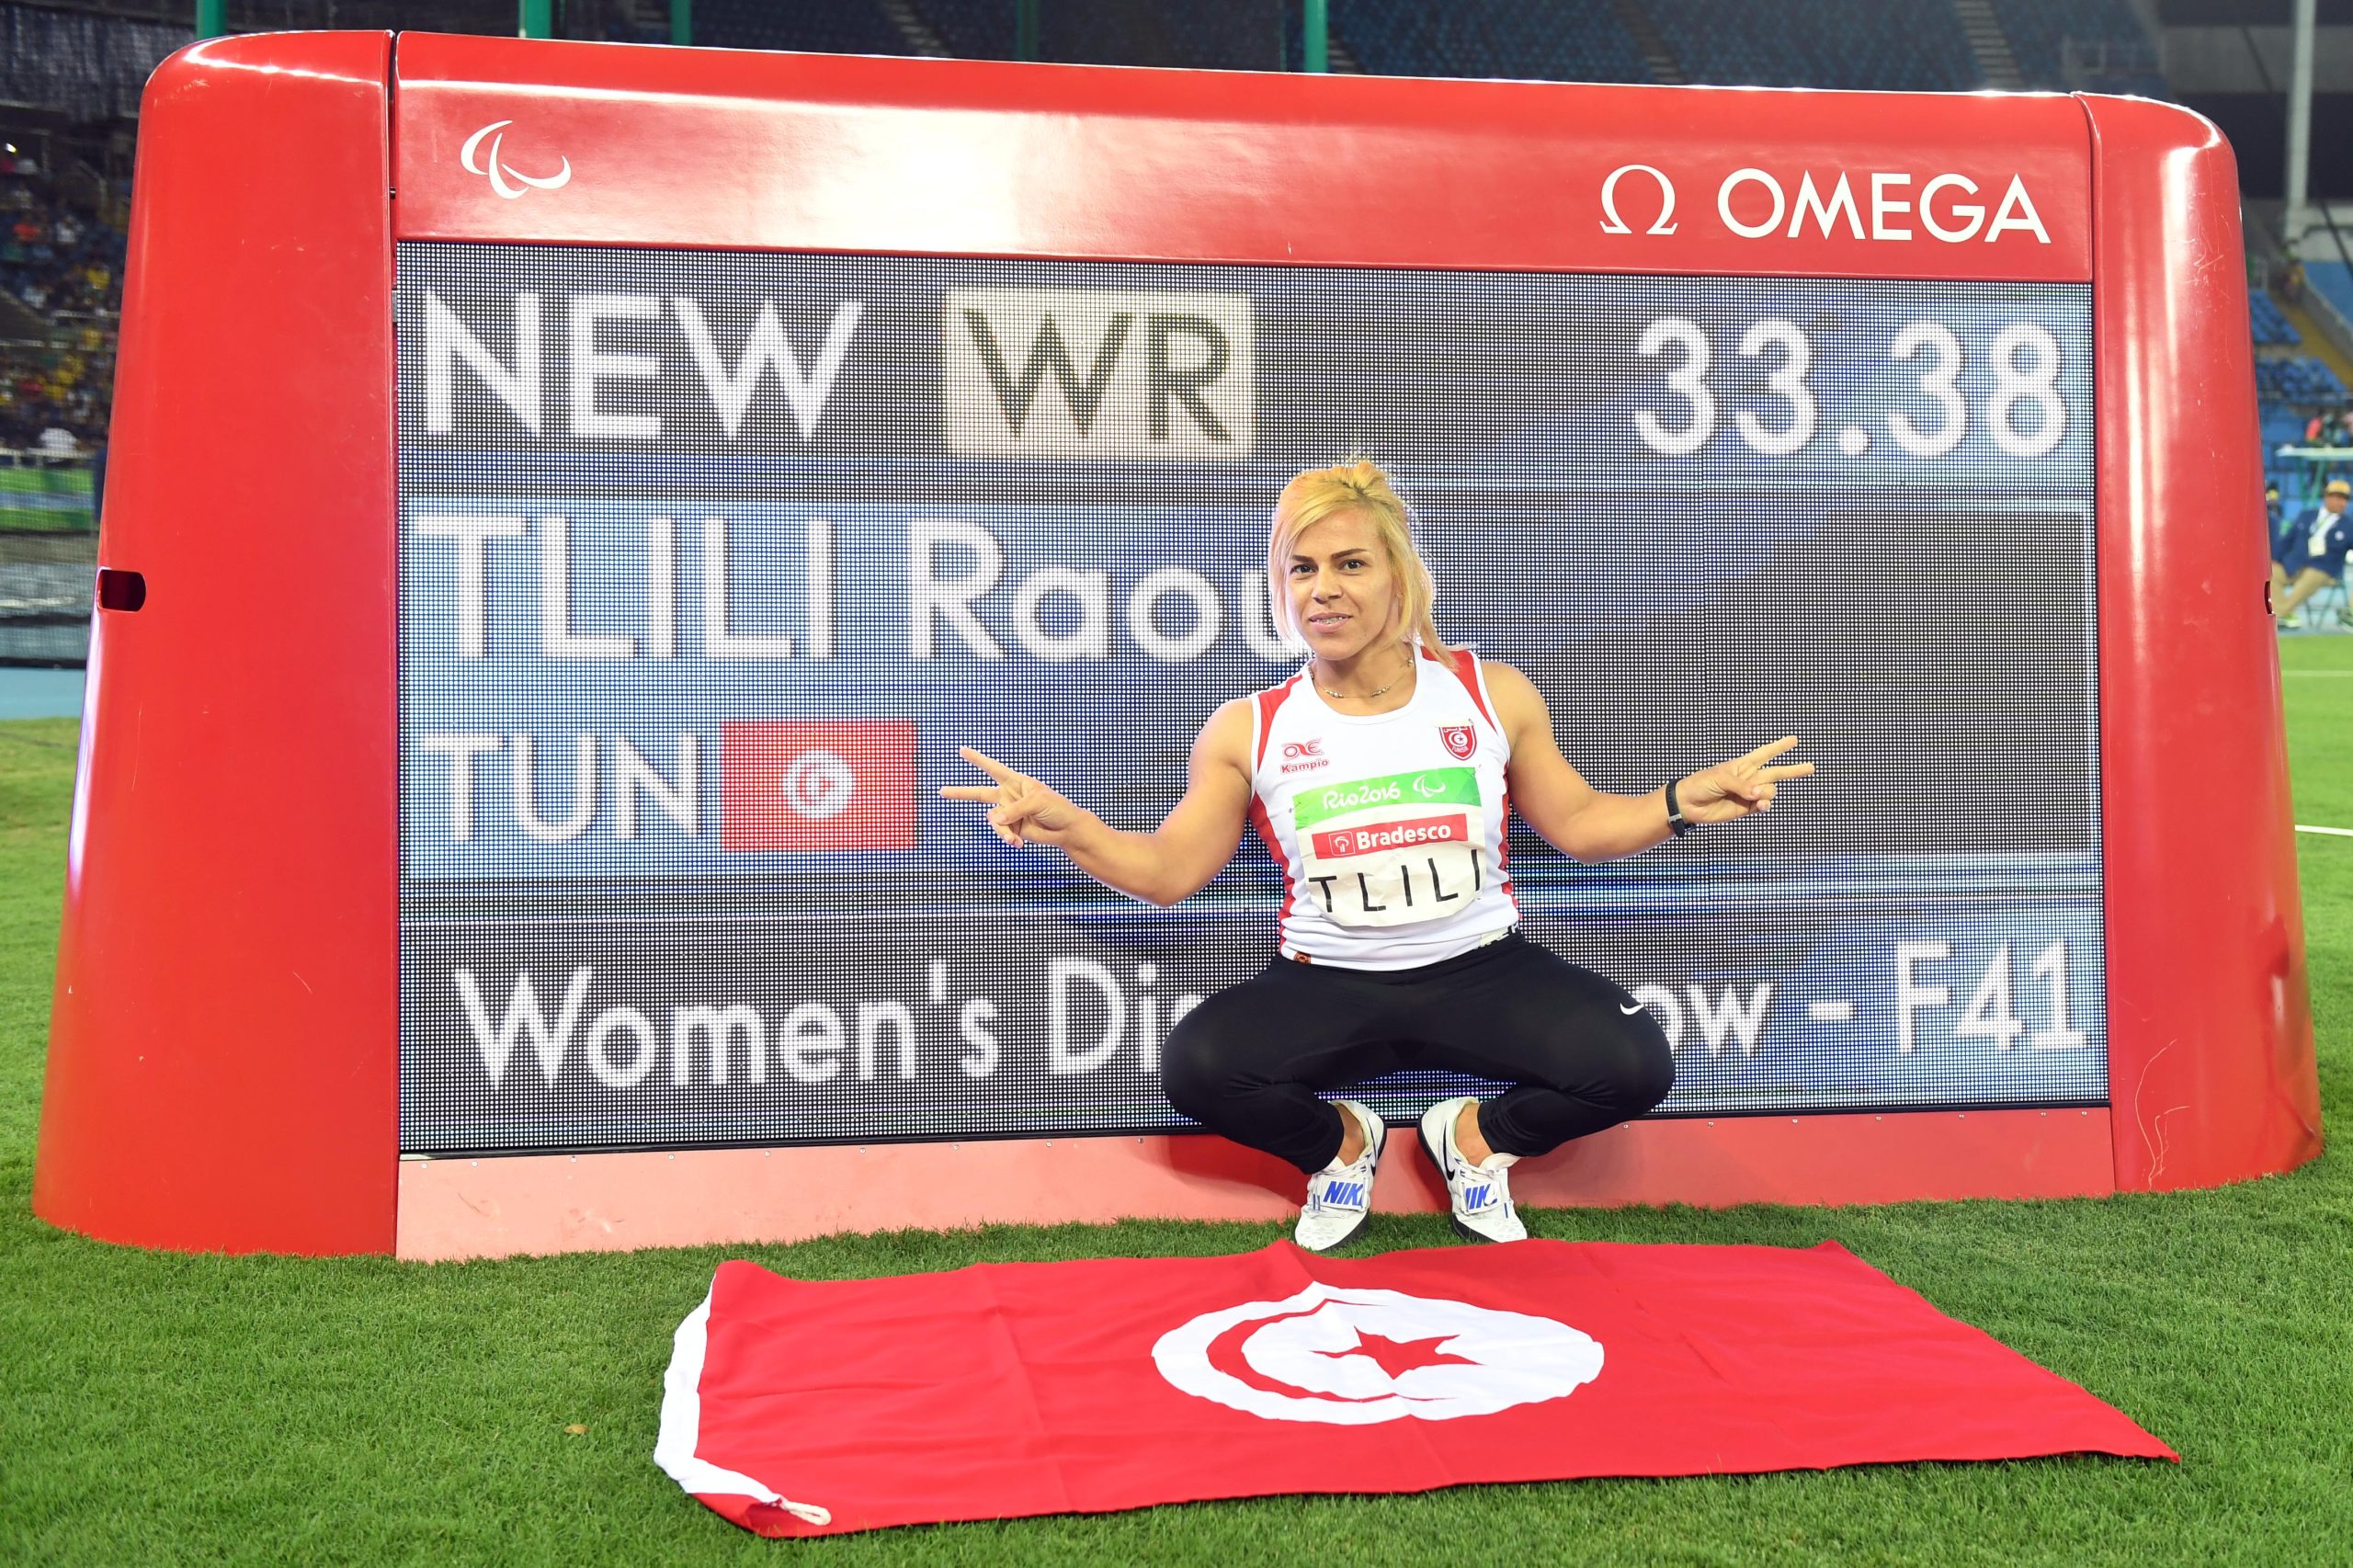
[654,1239,2174,1536]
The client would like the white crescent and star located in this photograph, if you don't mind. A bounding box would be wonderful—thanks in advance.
[1154,1283,1603,1425]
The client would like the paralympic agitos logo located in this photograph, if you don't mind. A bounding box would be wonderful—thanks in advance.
[1598,164,2051,244]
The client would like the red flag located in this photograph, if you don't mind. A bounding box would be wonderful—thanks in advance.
[718,720,916,851]
[654,1240,2174,1536]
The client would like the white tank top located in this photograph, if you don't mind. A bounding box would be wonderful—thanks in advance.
[1246,641,1519,970]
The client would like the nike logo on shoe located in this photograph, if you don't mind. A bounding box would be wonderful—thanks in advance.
[1619,1002,1644,1014]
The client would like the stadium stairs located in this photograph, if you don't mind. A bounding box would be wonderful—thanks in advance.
[1951,0,2027,89]
[2274,291,2353,393]
[1611,1,1684,85]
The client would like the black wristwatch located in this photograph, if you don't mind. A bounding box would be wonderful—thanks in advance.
[1665,777,1694,837]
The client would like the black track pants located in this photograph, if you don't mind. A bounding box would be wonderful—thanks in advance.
[1161,929,1676,1174]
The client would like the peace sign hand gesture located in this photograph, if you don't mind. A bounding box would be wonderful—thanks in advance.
[1677,735,1816,824]
[938,746,1094,848]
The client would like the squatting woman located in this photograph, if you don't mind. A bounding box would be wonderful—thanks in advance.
[943,460,1813,1250]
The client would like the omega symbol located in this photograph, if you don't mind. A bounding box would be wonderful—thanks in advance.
[1599,164,1678,236]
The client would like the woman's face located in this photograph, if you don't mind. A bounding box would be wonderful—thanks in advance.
[1287,509,1403,659]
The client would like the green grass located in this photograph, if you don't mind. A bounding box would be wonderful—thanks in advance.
[0,467,95,533]
[3,651,2348,1565]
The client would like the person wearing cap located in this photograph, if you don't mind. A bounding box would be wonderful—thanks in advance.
[2277,477,2353,629]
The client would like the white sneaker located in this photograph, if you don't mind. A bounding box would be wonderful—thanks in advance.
[1419,1096,1526,1244]
[1294,1100,1384,1253]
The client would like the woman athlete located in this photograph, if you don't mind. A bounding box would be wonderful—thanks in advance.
[943,460,1814,1251]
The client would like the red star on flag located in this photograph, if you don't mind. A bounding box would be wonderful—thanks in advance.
[1330,1330,1483,1380]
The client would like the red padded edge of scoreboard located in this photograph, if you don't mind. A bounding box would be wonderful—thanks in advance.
[32,34,399,1254]
[2084,96,2323,1190]
[397,1109,2118,1260]
[391,33,2089,280]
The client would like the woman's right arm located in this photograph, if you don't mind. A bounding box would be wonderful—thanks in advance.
[1061,699,1256,906]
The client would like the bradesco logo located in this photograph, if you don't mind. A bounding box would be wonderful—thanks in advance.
[1311,813,1470,860]
[1599,164,2051,245]
[1293,767,1479,830]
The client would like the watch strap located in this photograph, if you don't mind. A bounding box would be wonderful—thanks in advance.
[1665,777,1693,837]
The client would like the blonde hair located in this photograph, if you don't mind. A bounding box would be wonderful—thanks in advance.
[1265,459,1449,658]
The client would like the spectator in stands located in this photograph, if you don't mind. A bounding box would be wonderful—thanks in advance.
[2277,477,2353,629]
[2305,405,2353,446]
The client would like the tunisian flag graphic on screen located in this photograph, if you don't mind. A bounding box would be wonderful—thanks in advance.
[654,1240,2173,1537]
[719,720,916,851]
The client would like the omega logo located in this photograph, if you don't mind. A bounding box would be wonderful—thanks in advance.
[1598,164,1679,235]
[1599,163,2050,245]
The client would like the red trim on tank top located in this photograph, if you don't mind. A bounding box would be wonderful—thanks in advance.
[1254,676,1301,771]
[1499,787,1518,908]
[1251,675,1303,937]
[1247,795,1296,937]
[1443,646,1497,729]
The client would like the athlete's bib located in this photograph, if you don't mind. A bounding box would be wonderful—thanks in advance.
[1290,764,1488,928]
[1247,642,1519,971]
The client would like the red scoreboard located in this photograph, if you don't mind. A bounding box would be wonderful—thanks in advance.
[33,32,2322,1257]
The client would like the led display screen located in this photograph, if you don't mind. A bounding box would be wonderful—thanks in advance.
[395,242,2102,1155]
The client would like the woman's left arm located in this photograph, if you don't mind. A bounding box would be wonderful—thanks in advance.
[1483,661,1814,863]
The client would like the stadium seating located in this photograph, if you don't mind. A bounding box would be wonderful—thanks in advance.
[2301,260,2353,336]
[2255,357,2347,407]
[1644,0,1983,91]
[2251,292,2302,347]
[919,0,1015,60]
[1985,0,2159,94]
[695,0,907,57]
[921,0,1288,71]
[0,158,121,456]
[1325,0,1651,84]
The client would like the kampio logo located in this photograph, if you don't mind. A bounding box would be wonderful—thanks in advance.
[1599,163,2051,245]
[1439,725,1477,761]
[1153,1282,1604,1426]
[719,720,915,851]
[459,119,573,200]
[1280,738,1329,775]
[943,286,1255,460]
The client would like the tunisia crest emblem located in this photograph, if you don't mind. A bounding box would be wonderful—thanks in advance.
[1440,724,1476,760]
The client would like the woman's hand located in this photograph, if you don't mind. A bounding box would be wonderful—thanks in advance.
[938,746,1093,848]
[1677,736,1815,824]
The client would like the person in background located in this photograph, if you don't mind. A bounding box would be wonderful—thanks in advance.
[2270,481,2298,619]
[2277,477,2353,630]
